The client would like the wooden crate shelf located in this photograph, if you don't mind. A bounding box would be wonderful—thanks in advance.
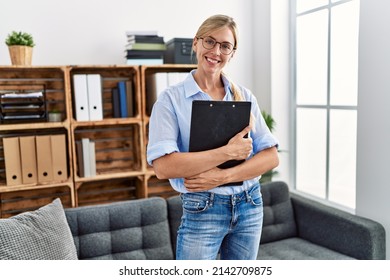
[75,176,143,207]
[0,184,74,218]
[140,64,196,119]
[146,175,178,199]
[72,123,144,181]
[0,127,72,188]
[69,65,141,121]
[0,66,69,123]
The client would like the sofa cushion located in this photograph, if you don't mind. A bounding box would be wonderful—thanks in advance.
[257,237,354,260]
[260,181,297,244]
[0,198,78,260]
[65,197,174,260]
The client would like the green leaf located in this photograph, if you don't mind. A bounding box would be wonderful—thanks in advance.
[5,31,35,47]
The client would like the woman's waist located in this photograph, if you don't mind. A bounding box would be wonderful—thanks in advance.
[170,177,260,196]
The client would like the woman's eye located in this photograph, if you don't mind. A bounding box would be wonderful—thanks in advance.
[205,39,215,46]
[222,44,232,50]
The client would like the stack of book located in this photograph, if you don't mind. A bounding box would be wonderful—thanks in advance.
[125,31,166,65]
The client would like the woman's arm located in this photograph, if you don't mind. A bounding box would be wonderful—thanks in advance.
[183,146,279,192]
[152,126,252,179]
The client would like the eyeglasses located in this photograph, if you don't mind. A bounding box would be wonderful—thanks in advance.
[197,36,236,55]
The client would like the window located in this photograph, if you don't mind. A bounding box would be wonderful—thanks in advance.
[292,0,360,209]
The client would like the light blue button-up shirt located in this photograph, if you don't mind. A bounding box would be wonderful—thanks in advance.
[147,70,278,195]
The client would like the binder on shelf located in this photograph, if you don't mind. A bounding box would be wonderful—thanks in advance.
[19,136,38,184]
[89,140,96,177]
[76,141,85,177]
[73,74,90,121]
[146,72,168,115]
[87,74,103,121]
[117,81,128,118]
[81,138,91,177]
[35,135,54,183]
[3,137,22,186]
[111,87,121,118]
[50,134,68,182]
[126,80,134,117]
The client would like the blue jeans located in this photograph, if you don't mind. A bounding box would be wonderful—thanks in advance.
[176,183,263,260]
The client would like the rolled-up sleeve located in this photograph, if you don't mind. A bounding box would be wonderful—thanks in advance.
[246,90,279,154]
[146,94,180,166]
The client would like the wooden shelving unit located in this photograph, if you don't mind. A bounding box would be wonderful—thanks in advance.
[0,64,196,217]
[0,66,74,217]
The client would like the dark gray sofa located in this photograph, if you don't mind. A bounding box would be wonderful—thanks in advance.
[64,181,386,260]
[258,182,386,259]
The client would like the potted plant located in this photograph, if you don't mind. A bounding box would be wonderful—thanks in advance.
[5,31,35,65]
[48,108,62,122]
[260,110,279,183]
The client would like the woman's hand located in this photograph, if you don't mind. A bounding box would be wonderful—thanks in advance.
[184,126,253,192]
[184,167,226,192]
[224,126,253,160]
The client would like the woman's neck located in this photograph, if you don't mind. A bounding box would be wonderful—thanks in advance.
[193,70,225,100]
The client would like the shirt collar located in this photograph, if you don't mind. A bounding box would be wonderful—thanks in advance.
[184,69,233,100]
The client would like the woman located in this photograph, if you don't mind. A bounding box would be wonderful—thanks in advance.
[147,14,279,260]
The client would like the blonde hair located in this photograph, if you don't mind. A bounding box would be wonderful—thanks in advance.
[195,14,243,101]
[195,14,239,49]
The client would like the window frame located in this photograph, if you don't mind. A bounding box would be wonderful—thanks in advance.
[290,0,359,208]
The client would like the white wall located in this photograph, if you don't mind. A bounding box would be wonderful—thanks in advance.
[0,0,255,99]
[270,0,290,185]
[252,0,271,112]
[356,0,390,259]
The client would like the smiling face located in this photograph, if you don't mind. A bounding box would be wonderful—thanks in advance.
[193,26,236,76]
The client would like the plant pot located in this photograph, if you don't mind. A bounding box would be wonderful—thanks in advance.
[48,112,62,122]
[8,46,33,66]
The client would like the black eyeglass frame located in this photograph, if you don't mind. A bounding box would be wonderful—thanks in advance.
[196,36,236,55]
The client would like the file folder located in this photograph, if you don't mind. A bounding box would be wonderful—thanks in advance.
[117,81,128,118]
[50,134,68,182]
[81,138,91,177]
[73,74,90,121]
[146,72,168,115]
[87,74,103,121]
[89,140,96,177]
[126,80,134,117]
[111,87,121,118]
[35,135,54,183]
[3,137,22,186]
[19,136,38,184]
[75,140,85,177]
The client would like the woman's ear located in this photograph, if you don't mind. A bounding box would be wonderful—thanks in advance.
[192,37,198,52]
[229,51,235,61]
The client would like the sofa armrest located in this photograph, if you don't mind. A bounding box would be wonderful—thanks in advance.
[166,195,182,255]
[290,193,386,259]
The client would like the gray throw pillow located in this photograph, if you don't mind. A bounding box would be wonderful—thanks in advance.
[0,198,78,260]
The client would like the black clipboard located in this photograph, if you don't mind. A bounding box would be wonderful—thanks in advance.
[189,100,251,186]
